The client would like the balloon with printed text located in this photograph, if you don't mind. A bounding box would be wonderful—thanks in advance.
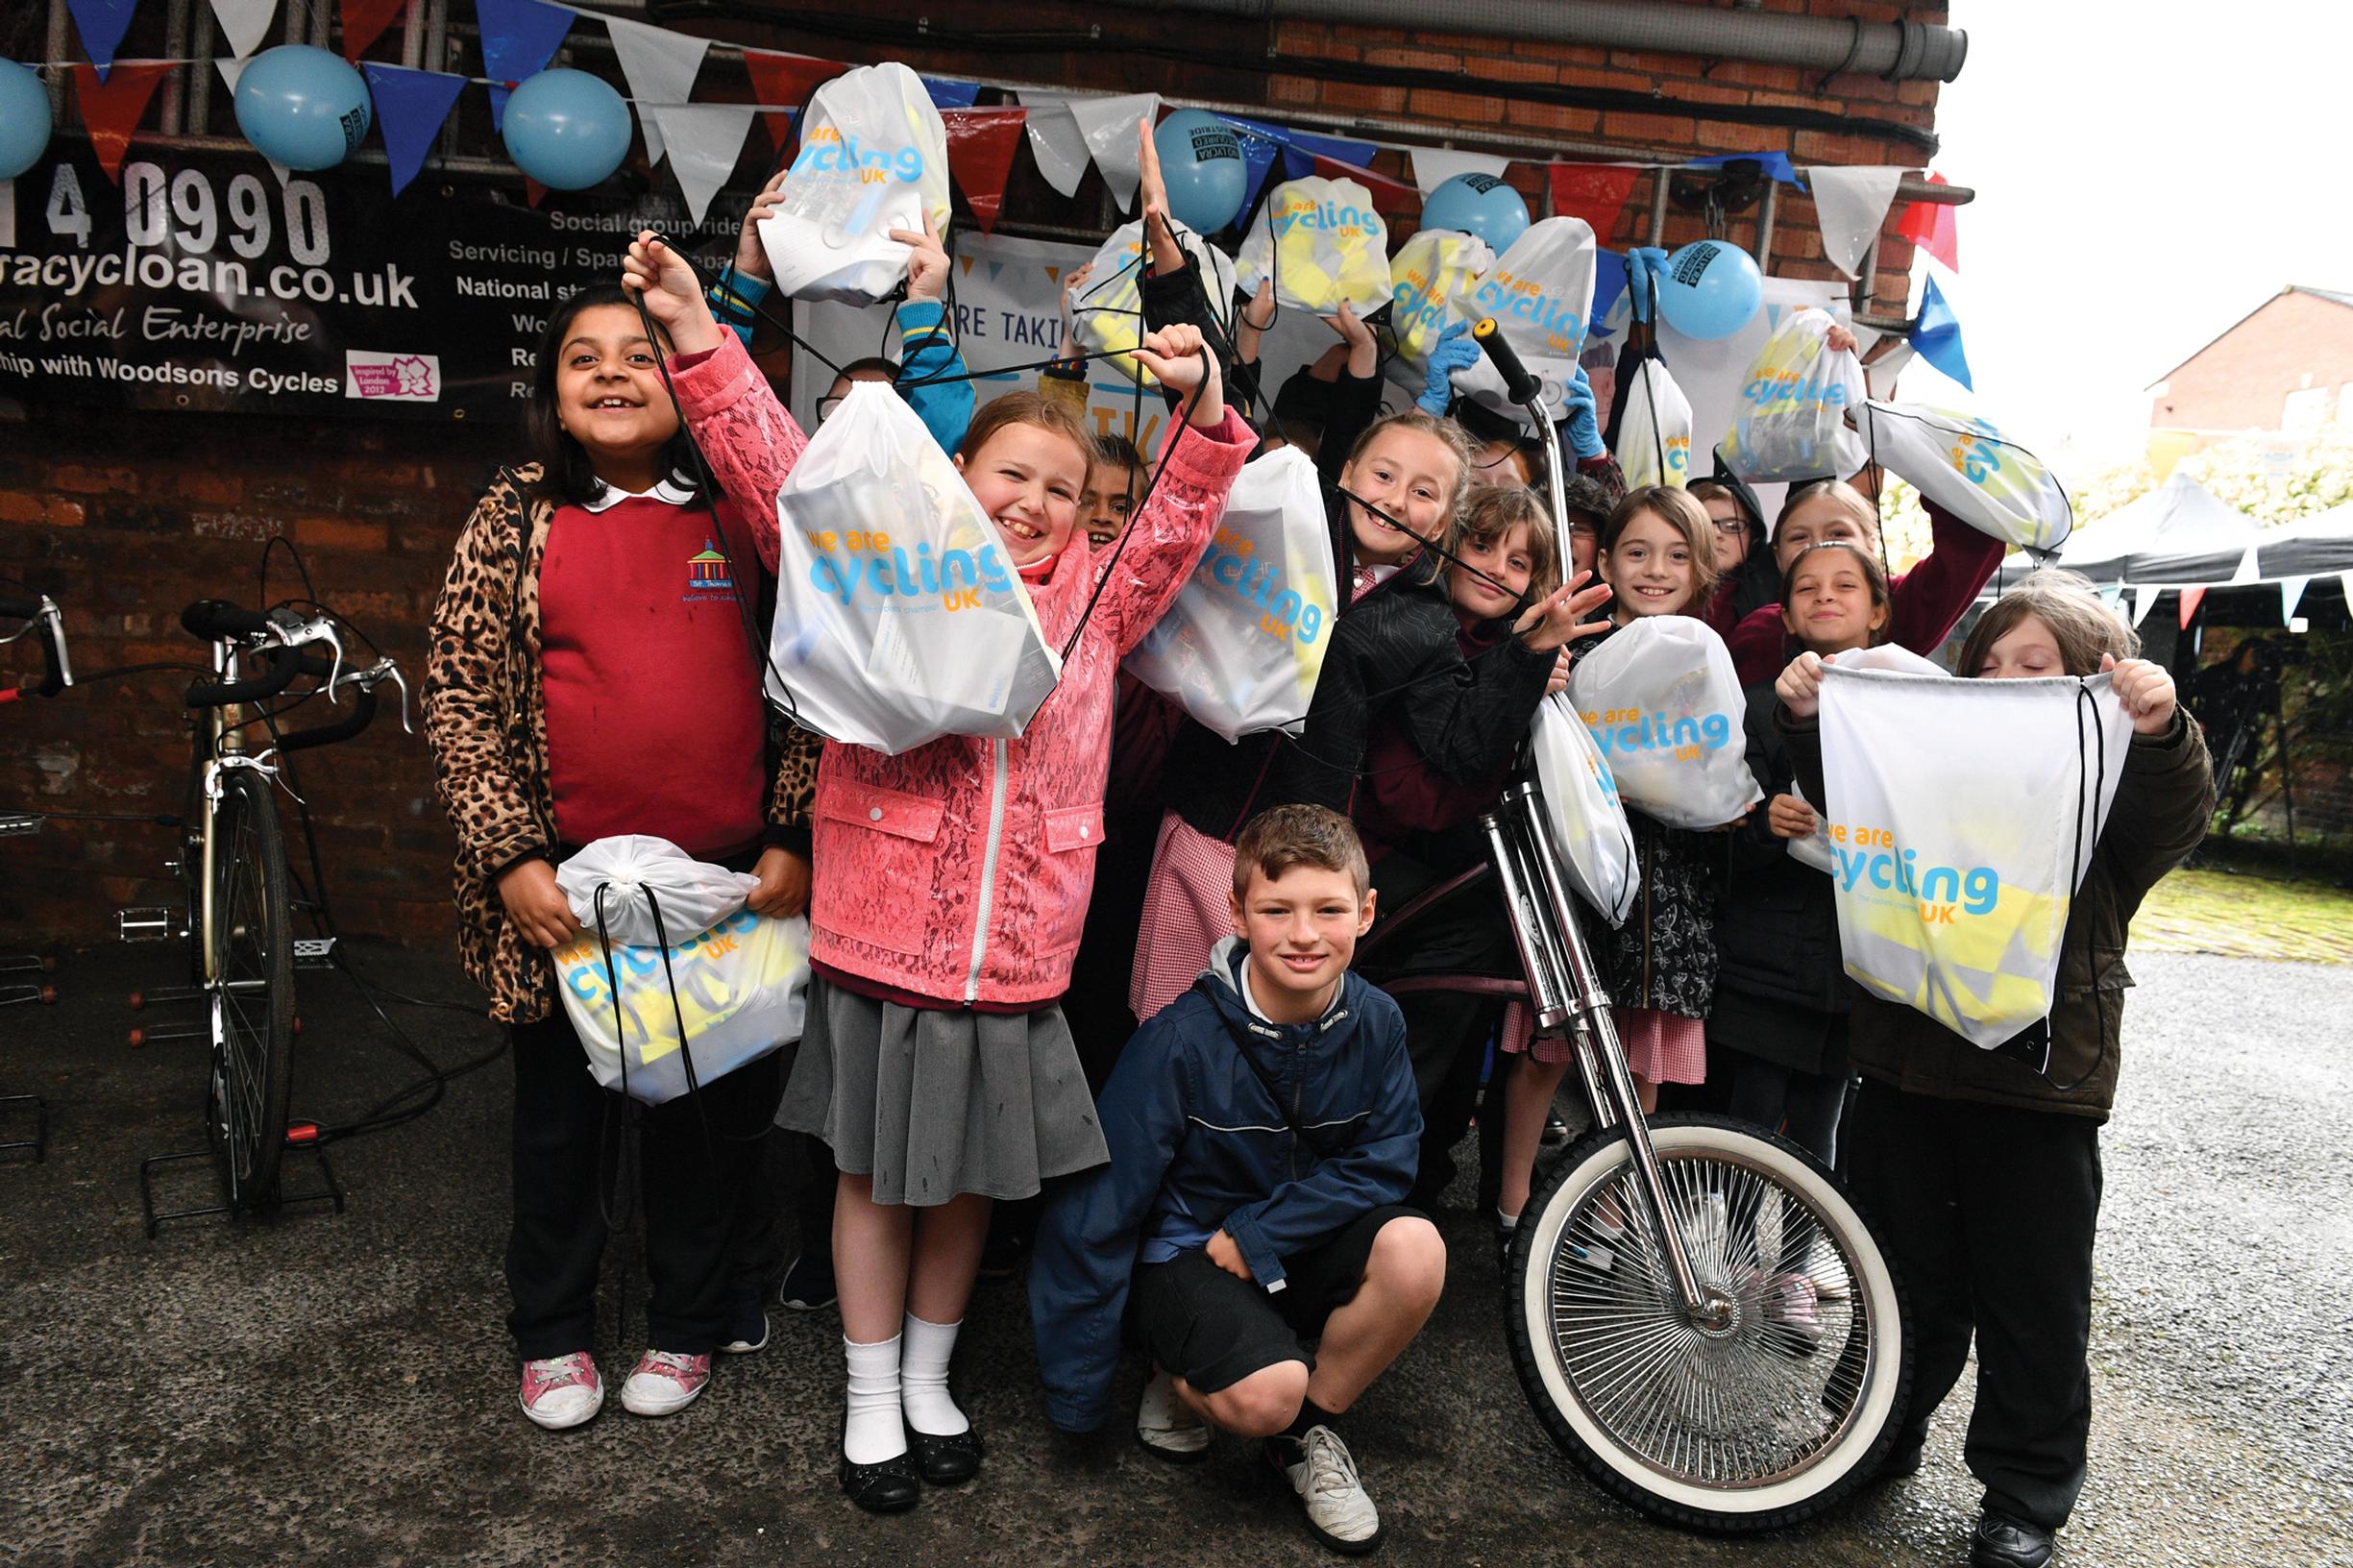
[1654,238,1762,341]
[1152,109,1248,235]
[1419,173,1529,255]
[233,45,373,171]
[501,68,633,191]
[0,59,50,181]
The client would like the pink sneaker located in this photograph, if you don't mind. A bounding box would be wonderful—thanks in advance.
[519,1352,603,1431]
[620,1349,711,1416]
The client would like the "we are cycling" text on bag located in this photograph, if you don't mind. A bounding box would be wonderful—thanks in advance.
[766,380,1063,754]
[1530,693,1639,926]
[759,61,951,306]
[1235,177,1394,317]
[1071,218,1238,385]
[1385,227,1493,394]
[1852,401,2074,554]
[1614,355,1694,491]
[1717,307,1868,482]
[1448,216,1597,414]
[1562,616,1762,831]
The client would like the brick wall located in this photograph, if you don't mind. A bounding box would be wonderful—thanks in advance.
[1,0,1949,949]
[2150,290,2353,434]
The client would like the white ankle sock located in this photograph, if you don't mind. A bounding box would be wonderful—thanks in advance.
[900,1312,968,1436]
[1497,1208,1520,1232]
[843,1335,905,1465]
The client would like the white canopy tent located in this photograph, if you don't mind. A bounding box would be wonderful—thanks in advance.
[2055,473,2261,585]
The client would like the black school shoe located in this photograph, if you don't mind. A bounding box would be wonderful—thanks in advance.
[839,1414,921,1514]
[905,1418,984,1485]
[1970,1510,2054,1568]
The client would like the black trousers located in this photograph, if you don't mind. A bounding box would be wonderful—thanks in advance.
[1845,1079,2103,1531]
[505,1008,782,1360]
[1722,1017,1851,1166]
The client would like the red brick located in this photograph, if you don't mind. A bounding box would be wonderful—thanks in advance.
[1721,61,1804,93]
[1510,103,1603,136]
[1321,81,1409,114]
[1608,49,1704,79]
[1556,65,1624,92]
[1362,46,1459,73]
[1274,25,1358,61]
[1699,123,1795,155]
[173,470,242,504]
[1408,87,1505,124]
[1269,76,1318,107]
[0,493,86,527]
[1673,81,1752,107]
[48,465,140,495]
[1463,57,1556,86]
[1331,22,1409,46]
[1602,110,1700,147]
[1510,38,1610,69]
[1750,90,1838,112]
[293,515,389,552]
[1407,28,1498,55]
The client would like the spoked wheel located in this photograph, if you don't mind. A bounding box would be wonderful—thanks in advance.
[206,767,296,1212]
[1505,1114,1911,1533]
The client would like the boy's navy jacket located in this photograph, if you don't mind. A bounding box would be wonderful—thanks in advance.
[1027,937,1421,1433]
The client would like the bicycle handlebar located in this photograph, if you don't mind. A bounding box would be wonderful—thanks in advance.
[185,640,306,708]
[0,595,39,620]
[181,600,271,642]
[1471,318,1543,408]
[276,683,379,752]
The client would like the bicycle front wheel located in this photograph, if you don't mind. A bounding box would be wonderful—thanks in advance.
[1505,1113,1910,1533]
[207,766,296,1212]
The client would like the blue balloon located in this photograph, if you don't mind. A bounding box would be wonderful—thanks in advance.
[1419,173,1528,255]
[233,45,371,171]
[501,69,632,192]
[0,60,50,182]
[1654,239,1763,341]
[1152,109,1246,235]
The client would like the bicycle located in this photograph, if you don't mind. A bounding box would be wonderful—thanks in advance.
[1352,325,1911,1533]
[1,591,72,1158]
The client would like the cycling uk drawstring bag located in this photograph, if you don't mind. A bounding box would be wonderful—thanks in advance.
[1614,355,1695,491]
[759,61,951,306]
[1784,644,1947,876]
[1563,616,1763,831]
[1236,176,1395,318]
[1816,664,2132,1049]
[1852,401,2074,553]
[1717,307,1868,482]
[1071,218,1239,386]
[1529,692,1639,927]
[1384,227,1493,397]
[551,836,811,1105]
[1122,445,1334,743]
[1445,216,1597,415]
[765,379,1063,754]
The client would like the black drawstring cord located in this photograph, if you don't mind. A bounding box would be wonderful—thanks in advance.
[2045,677,2114,1095]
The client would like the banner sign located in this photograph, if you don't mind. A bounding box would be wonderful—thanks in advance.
[0,145,757,423]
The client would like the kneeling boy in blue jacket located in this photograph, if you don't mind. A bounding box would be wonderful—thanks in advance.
[1031,804,1444,1556]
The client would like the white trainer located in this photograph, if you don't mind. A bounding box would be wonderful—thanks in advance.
[1136,1368,1210,1461]
[1272,1425,1383,1555]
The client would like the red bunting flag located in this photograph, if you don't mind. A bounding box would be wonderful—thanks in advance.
[742,49,847,154]
[942,107,1026,236]
[340,0,411,62]
[1897,169,1960,273]
[1309,154,1418,217]
[2177,586,2206,629]
[72,62,173,184]
[524,177,548,209]
[1547,163,1641,242]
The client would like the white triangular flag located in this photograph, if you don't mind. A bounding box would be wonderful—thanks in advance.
[2098,583,2125,608]
[2228,546,2262,585]
[1017,92,1091,199]
[208,0,279,60]
[2281,576,2311,621]
[1863,339,1915,400]
[2132,586,2161,627]
[605,16,710,166]
[646,106,753,226]
[1068,92,1160,212]
[1804,165,1907,280]
[2340,571,2353,616]
[215,57,247,96]
[1409,147,1510,196]
[0,182,14,250]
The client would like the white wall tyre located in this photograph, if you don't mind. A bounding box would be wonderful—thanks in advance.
[1504,1114,1912,1533]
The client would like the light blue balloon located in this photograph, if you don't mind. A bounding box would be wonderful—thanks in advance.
[501,69,632,192]
[1419,173,1528,255]
[233,45,372,171]
[1152,109,1246,235]
[0,59,50,182]
[1655,239,1763,341]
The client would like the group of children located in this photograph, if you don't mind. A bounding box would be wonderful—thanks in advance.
[420,126,2212,1568]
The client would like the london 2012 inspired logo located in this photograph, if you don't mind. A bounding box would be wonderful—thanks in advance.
[343,351,439,402]
[685,539,734,603]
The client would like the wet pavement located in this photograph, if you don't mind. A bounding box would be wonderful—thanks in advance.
[2,943,2347,1567]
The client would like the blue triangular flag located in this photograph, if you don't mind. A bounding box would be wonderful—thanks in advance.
[68,0,140,81]
[1688,150,1801,186]
[1218,114,1287,217]
[1282,128,1376,183]
[1589,249,1628,336]
[922,76,980,110]
[363,64,468,197]
[1911,273,1973,391]
[477,0,575,131]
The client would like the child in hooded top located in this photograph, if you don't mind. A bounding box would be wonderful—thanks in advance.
[1030,805,1442,1556]
[1776,569,2211,1568]
[621,227,1254,1513]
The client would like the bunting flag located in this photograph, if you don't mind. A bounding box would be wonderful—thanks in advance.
[2131,586,2160,627]
[1016,92,1090,198]
[361,62,465,196]
[476,0,574,131]
[740,50,842,152]
[604,14,708,165]
[942,107,1025,236]
[1282,128,1374,182]
[1589,247,1627,334]
[1219,115,1287,217]
[73,62,172,181]
[922,75,980,110]
[1547,163,1641,242]
[1862,338,1916,400]
[1898,169,1960,272]
[67,0,141,81]
[2280,576,2311,622]
[1910,273,1973,391]
[643,105,754,226]
[2098,583,2125,610]
[1409,147,1509,196]
[208,0,279,60]
[2177,586,2207,629]
[1068,92,1159,212]
[339,0,410,63]
[1688,150,1801,185]
[1310,154,1417,216]
[1805,163,1907,280]
[214,56,247,95]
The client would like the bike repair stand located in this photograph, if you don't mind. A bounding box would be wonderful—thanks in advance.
[0,813,54,1160]
[139,1122,346,1238]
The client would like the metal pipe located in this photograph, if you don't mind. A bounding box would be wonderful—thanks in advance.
[1756,180,1778,274]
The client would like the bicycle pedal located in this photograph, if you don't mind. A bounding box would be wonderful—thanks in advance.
[118,907,184,943]
[293,938,337,969]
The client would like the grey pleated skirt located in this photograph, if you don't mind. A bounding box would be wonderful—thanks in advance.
[778,975,1111,1207]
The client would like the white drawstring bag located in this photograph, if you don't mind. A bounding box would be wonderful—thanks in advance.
[1071,219,1238,386]
[1616,356,1694,490]
[1563,616,1762,830]
[1718,307,1868,482]
[1235,177,1394,316]
[766,380,1063,754]
[1122,446,1334,743]
[1817,666,2132,1050]
[1449,216,1598,414]
[759,62,951,306]
[552,837,810,1105]
[1530,693,1639,926]
[1852,401,2074,553]
[1385,227,1493,392]
[1779,646,1947,874]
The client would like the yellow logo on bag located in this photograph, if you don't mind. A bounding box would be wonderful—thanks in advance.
[555,909,800,1066]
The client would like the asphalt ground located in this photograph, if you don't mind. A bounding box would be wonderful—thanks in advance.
[2,943,2347,1568]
